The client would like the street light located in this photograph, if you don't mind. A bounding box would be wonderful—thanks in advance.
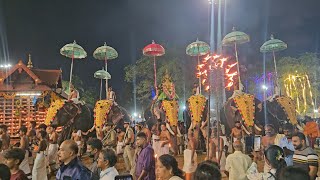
[133,112,138,117]
[0,64,12,69]
[262,84,268,90]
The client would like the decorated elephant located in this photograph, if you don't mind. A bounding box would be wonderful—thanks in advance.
[45,100,94,145]
[93,99,130,138]
[265,95,298,130]
[220,91,264,136]
[144,72,180,154]
[183,94,208,150]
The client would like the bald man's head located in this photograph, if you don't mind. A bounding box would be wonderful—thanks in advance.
[233,140,242,151]
[63,140,79,154]
[58,140,79,164]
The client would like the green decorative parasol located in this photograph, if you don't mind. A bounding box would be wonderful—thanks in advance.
[93,42,118,99]
[94,68,111,100]
[222,27,250,90]
[60,40,87,98]
[260,34,287,95]
[186,39,210,94]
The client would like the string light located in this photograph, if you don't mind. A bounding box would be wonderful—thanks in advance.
[284,74,315,115]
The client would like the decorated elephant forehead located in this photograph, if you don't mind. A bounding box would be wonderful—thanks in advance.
[94,99,113,128]
[45,99,65,125]
[275,96,297,125]
[188,95,207,124]
[233,94,255,127]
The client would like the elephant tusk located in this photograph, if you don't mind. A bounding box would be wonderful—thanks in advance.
[242,124,250,135]
[188,122,194,131]
[296,124,303,131]
[166,123,175,136]
[254,124,262,132]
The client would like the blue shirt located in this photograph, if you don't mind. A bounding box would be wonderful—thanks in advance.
[56,157,93,180]
[279,137,295,166]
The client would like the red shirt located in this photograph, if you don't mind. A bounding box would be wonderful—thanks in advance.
[10,170,28,180]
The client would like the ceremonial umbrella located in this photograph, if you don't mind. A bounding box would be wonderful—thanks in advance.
[93,42,118,99]
[143,40,165,89]
[60,40,87,98]
[222,27,250,89]
[94,68,111,100]
[186,39,210,94]
[260,34,287,94]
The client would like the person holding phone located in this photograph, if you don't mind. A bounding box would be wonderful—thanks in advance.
[279,123,295,166]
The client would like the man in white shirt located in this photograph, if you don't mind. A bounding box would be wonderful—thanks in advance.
[97,148,119,180]
[225,140,252,180]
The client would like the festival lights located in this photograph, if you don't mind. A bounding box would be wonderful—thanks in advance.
[284,74,315,114]
[197,54,238,91]
[0,64,11,68]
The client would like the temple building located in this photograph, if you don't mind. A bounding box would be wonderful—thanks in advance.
[0,55,62,136]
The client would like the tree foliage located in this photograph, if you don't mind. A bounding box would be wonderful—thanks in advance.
[62,75,98,105]
[124,48,196,108]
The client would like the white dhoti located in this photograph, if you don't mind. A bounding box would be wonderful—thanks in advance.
[158,141,169,157]
[152,141,161,158]
[19,150,31,179]
[183,149,197,173]
[47,143,59,171]
[218,151,226,171]
[32,152,48,180]
[116,142,124,155]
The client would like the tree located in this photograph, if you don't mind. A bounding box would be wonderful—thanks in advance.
[62,75,99,105]
[124,48,196,108]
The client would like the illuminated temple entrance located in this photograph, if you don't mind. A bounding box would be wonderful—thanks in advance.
[0,56,62,137]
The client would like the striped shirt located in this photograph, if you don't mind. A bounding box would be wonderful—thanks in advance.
[293,147,318,173]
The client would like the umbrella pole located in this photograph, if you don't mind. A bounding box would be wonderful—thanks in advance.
[198,55,202,94]
[154,56,157,89]
[234,43,241,90]
[105,59,108,100]
[68,58,74,100]
[100,79,102,100]
[273,51,280,95]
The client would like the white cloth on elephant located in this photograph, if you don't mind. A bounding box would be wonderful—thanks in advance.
[116,141,124,155]
[32,152,48,180]
[183,149,197,173]
[158,141,169,156]
[19,150,31,179]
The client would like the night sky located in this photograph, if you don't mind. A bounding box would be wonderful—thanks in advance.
[1,0,320,95]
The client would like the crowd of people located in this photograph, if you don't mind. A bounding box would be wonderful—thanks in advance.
[0,116,318,180]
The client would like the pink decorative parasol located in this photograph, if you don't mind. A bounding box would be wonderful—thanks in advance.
[143,40,165,89]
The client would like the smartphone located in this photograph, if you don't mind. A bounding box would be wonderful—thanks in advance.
[115,174,133,180]
[254,136,261,152]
